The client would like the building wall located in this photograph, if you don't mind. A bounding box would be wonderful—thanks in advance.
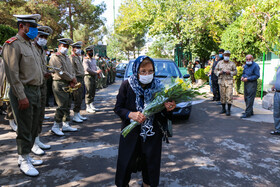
[256,52,280,91]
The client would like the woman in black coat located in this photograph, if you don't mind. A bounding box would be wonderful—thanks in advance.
[114,56,176,187]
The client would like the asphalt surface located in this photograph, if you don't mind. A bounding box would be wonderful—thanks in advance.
[0,80,279,187]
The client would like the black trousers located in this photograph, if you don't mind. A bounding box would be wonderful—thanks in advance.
[212,79,220,101]
[244,81,257,116]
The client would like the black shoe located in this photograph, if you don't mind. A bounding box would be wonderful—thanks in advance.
[270,130,280,135]
[240,114,251,118]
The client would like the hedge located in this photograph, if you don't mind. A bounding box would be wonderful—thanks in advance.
[237,79,263,97]
[0,24,17,45]
[194,68,208,81]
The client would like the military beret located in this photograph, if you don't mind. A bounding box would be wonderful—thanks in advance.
[71,41,82,48]
[57,38,73,45]
[38,26,53,36]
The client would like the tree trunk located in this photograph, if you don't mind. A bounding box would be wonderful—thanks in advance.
[68,2,73,40]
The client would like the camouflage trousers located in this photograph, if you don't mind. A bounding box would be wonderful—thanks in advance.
[219,84,233,104]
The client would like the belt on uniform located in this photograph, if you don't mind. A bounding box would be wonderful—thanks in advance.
[276,90,280,92]
[24,84,40,90]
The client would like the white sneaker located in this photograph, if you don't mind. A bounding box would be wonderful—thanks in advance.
[86,104,96,113]
[35,136,51,150]
[90,103,100,111]
[18,155,39,177]
[9,119,17,132]
[31,143,45,155]
[73,112,83,123]
[62,121,78,132]
[77,112,87,121]
[18,154,43,166]
[51,122,64,136]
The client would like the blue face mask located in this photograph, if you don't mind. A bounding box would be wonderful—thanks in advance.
[219,54,223,58]
[26,27,38,40]
[212,56,215,59]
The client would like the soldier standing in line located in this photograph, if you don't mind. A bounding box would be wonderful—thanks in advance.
[101,57,109,88]
[70,41,87,122]
[31,26,53,156]
[95,55,102,89]
[83,45,102,113]
[2,14,44,176]
[111,58,117,83]
[1,44,18,131]
[49,38,78,136]
[214,50,237,116]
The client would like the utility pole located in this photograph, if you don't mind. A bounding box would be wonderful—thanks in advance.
[113,0,115,32]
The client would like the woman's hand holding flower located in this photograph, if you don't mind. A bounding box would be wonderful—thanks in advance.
[128,111,147,124]
[164,101,176,112]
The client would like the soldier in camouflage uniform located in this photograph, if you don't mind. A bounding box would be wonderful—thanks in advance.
[214,50,237,116]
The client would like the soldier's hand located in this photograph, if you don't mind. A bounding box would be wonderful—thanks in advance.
[97,69,102,74]
[18,98,29,110]
[72,78,77,84]
[70,81,75,88]
[44,73,51,79]
[128,111,146,124]
[243,78,248,82]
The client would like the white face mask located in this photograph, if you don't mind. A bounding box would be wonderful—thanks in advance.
[139,74,154,84]
[246,61,252,65]
[75,49,81,55]
[37,38,47,47]
[60,47,68,55]
[224,56,230,61]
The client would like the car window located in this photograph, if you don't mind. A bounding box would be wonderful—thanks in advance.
[125,60,181,78]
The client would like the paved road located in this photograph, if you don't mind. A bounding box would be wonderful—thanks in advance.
[0,80,279,187]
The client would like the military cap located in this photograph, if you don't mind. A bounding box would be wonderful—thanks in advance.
[57,38,73,45]
[71,41,82,48]
[13,14,41,26]
[210,51,216,56]
[224,50,231,54]
[85,45,94,51]
[38,26,53,36]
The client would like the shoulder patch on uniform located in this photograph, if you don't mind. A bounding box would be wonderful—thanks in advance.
[5,37,17,44]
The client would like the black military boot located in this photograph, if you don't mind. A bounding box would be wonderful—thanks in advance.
[226,104,231,116]
[219,104,226,114]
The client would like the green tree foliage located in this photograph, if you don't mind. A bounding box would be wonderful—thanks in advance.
[0,24,17,45]
[0,0,106,48]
